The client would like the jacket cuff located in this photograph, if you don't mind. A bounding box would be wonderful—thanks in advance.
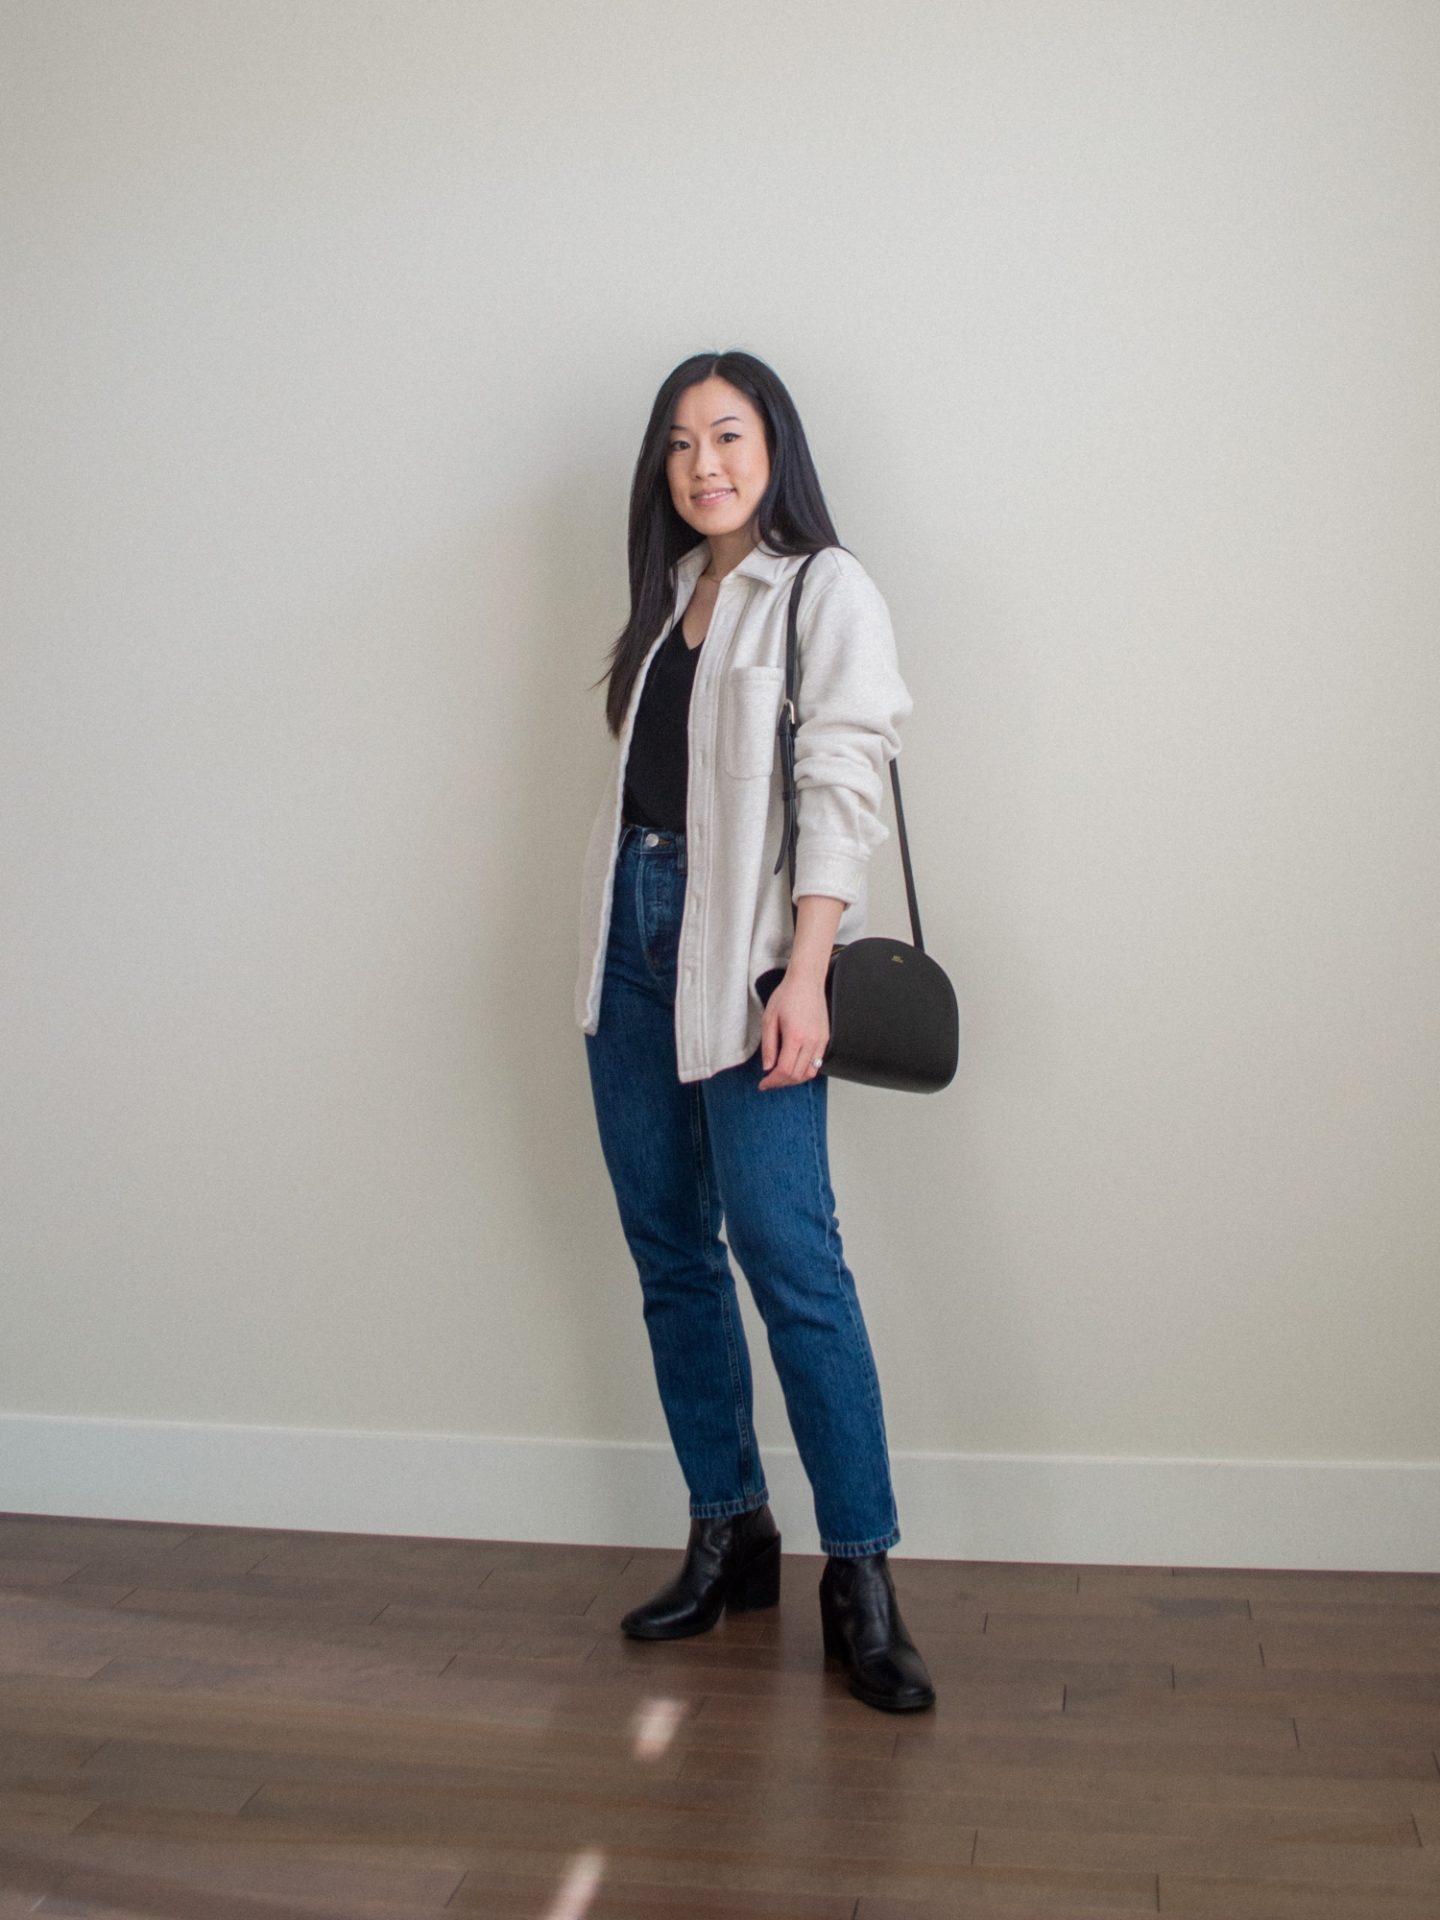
[792,841,866,906]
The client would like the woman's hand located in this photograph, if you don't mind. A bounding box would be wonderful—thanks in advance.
[758,968,830,1090]
[758,893,845,1090]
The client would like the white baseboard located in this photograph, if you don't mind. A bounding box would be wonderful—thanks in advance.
[1,1413,1436,1570]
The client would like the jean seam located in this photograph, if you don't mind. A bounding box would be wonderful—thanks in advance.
[688,1082,758,1496]
[632,846,651,982]
[806,1078,900,1550]
[820,1527,902,1557]
[690,1492,771,1520]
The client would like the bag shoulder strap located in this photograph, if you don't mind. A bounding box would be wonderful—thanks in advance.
[772,550,926,953]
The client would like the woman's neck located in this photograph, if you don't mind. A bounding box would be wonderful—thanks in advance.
[702,527,759,581]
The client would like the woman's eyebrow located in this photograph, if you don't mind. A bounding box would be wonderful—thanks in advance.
[668,415,742,430]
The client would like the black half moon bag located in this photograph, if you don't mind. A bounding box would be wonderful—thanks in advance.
[753,552,960,1094]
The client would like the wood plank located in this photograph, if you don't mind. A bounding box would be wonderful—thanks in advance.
[1,1516,1437,1917]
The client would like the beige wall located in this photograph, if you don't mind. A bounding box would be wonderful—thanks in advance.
[3,1,1437,1553]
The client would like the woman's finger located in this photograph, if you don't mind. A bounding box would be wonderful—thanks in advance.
[780,1027,817,1085]
[761,1006,780,1072]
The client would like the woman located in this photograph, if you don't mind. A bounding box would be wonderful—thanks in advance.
[575,349,935,1713]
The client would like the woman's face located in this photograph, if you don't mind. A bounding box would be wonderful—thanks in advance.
[665,376,771,545]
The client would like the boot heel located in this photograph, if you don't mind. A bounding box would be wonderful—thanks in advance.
[726,1534,781,1612]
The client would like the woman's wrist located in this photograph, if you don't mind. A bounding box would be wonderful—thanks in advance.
[785,952,831,987]
[787,893,845,982]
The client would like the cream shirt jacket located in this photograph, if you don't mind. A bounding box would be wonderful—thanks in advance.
[574,537,913,1083]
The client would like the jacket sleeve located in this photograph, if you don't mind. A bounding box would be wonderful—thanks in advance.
[791,548,914,906]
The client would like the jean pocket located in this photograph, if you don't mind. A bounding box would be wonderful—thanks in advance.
[720,665,785,779]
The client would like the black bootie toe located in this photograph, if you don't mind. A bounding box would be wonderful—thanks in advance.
[819,1550,937,1711]
[621,1503,782,1640]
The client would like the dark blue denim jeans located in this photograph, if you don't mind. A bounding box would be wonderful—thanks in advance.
[583,821,901,1557]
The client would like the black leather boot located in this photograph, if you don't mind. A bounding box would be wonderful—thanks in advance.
[621,1504,781,1640]
[819,1550,936,1711]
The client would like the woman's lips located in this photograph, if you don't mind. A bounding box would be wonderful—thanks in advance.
[694,488,734,505]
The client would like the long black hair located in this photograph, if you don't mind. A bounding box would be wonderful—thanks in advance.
[591,349,846,738]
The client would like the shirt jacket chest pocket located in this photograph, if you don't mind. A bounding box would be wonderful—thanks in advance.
[719,664,786,780]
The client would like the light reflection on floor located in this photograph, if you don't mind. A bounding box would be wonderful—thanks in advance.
[541,1846,606,1920]
[629,1693,688,1759]
[534,1695,693,1912]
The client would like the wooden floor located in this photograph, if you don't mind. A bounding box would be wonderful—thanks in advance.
[0,1515,1436,1917]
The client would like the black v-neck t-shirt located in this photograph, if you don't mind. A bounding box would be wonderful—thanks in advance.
[621,617,701,832]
